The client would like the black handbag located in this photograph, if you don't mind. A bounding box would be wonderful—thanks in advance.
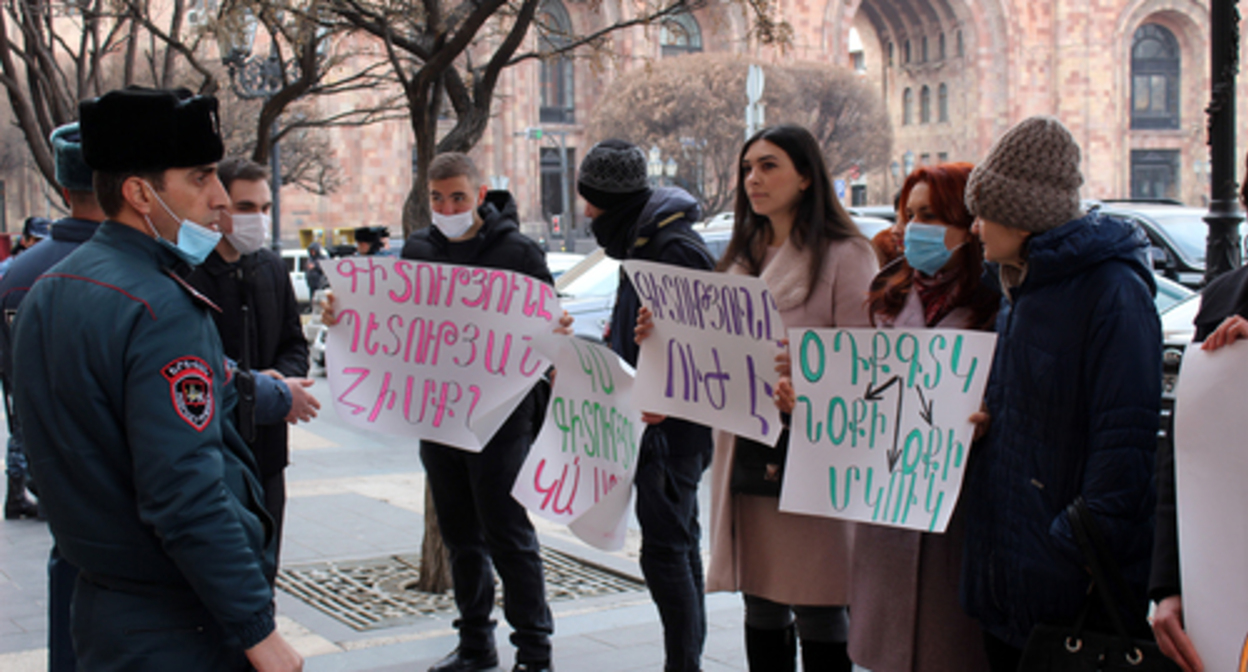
[1018,498,1181,672]
[731,428,789,497]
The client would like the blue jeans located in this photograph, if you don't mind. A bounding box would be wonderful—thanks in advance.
[5,410,26,479]
[634,427,712,672]
[420,428,553,664]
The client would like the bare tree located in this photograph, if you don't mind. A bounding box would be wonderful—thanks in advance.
[586,54,892,216]
[330,0,787,236]
[0,0,403,202]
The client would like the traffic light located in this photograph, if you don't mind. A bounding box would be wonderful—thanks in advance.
[527,127,543,140]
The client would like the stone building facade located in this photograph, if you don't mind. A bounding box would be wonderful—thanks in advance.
[1,0,1242,248]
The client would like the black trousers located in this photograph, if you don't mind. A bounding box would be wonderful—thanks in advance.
[420,433,553,663]
[634,431,710,672]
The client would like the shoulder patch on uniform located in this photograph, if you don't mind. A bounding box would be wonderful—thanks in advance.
[163,356,214,432]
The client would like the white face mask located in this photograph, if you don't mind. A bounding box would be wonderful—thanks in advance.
[225,213,271,255]
[431,209,475,239]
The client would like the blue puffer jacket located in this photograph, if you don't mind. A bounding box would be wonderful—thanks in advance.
[960,212,1161,648]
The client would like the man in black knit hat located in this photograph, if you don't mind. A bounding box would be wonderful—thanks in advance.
[577,139,715,672]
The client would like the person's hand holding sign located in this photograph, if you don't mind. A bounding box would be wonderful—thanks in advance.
[773,338,796,414]
[320,290,337,326]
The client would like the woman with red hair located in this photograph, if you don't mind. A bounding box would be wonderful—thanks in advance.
[846,162,999,672]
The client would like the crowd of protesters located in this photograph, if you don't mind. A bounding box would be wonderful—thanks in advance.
[1,82,1232,672]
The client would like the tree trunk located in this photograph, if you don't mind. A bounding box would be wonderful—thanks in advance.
[415,486,452,593]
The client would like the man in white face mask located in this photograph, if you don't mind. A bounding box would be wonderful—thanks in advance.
[400,152,556,672]
[184,157,320,581]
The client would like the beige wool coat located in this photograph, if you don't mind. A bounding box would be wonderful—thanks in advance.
[706,235,878,605]
[846,288,990,672]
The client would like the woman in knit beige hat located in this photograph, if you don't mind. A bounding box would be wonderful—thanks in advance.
[957,116,1164,670]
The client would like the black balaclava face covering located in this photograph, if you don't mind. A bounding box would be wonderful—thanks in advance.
[590,189,652,259]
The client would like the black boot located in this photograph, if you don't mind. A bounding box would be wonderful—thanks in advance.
[5,475,39,520]
[799,639,852,672]
[427,646,499,672]
[745,623,797,672]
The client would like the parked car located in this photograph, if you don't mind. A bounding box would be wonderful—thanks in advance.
[545,251,585,280]
[1093,201,1208,288]
[281,248,311,306]
[846,205,898,223]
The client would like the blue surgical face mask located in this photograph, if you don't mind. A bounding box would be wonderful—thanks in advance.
[904,222,959,276]
[142,180,222,267]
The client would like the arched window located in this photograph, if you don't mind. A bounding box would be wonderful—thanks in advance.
[887,41,894,66]
[919,86,931,123]
[938,83,949,122]
[956,30,964,57]
[938,33,946,60]
[921,36,928,62]
[903,88,913,125]
[904,40,911,64]
[538,0,575,123]
[660,12,702,57]
[1131,23,1180,129]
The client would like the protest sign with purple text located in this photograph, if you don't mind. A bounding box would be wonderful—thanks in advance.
[513,338,642,550]
[325,256,561,451]
[780,328,995,532]
[624,260,784,446]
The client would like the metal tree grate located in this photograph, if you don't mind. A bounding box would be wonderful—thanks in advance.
[277,547,645,631]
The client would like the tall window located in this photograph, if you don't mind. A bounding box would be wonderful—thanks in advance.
[921,36,928,63]
[957,30,964,57]
[904,40,911,64]
[938,33,946,60]
[538,0,575,123]
[903,88,914,125]
[888,42,894,66]
[919,86,931,123]
[660,12,702,57]
[1131,23,1180,129]
[937,83,948,122]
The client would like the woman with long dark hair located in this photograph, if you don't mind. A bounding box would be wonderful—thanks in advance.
[847,163,998,672]
[707,124,877,670]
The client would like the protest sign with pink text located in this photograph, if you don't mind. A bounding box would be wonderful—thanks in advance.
[325,256,562,451]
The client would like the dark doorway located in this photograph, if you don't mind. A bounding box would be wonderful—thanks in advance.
[540,146,577,246]
[1131,149,1180,200]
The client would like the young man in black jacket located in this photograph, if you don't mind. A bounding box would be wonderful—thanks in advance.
[185,157,320,577]
[403,152,555,672]
[577,139,715,672]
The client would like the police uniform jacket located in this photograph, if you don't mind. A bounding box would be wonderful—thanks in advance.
[0,217,101,383]
[11,221,277,650]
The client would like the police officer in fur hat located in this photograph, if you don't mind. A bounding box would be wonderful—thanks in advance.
[11,88,303,672]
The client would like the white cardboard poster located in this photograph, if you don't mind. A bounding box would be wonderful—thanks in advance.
[324,256,562,452]
[512,338,643,551]
[779,327,995,532]
[1173,341,1248,672]
[623,260,785,446]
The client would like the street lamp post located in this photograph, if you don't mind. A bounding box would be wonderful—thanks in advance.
[221,36,287,252]
[1204,0,1243,282]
